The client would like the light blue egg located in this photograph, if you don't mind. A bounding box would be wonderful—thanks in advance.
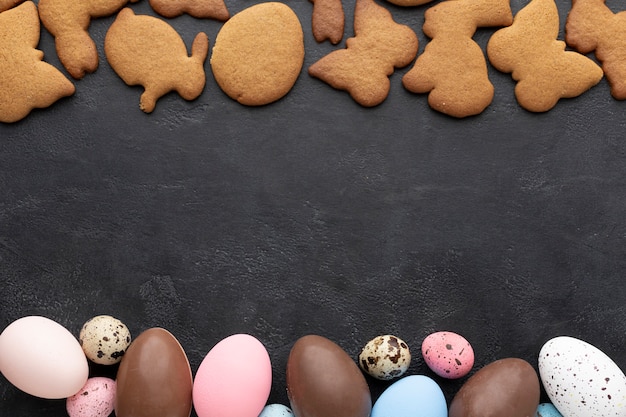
[536,403,564,417]
[258,404,293,417]
[371,375,447,417]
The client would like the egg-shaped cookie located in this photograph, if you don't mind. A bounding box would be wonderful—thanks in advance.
[210,2,304,106]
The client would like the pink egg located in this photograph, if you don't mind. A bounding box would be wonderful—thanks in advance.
[0,316,89,398]
[193,334,272,417]
[66,377,116,417]
[422,331,474,379]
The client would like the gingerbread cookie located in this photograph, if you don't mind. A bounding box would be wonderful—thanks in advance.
[210,2,304,106]
[565,0,626,99]
[310,0,344,44]
[104,8,209,113]
[402,0,513,117]
[488,0,603,112]
[149,0,229,21]
[0,1,75,123]
[0,0,24,12]
[38,0,139,79]
[308,0,418,107]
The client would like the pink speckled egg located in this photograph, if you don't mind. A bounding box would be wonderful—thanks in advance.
[66,377,116,417]
[422,331,474,379]
[193,334,272,417]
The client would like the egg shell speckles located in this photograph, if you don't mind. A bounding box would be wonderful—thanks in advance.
[358,335,411,380]
[259,404,294,417]
[66,377,116,417]
[79,315,132,365]
[421,331,474,379]
[536,403,563,417]
[538,336,626,417]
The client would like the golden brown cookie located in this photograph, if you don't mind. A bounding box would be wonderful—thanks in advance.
[402,0,513,117]
[38,0,139,79]
[104,8,209,113]
[149,0,229,21]
[310,0,344,44]
[0,0,24,12]
[210,2,305,106]
[565,0,626,99]
[308,0,418,107]
[488,0,603,112]
[0,1,75,123]
[384,0,433,7]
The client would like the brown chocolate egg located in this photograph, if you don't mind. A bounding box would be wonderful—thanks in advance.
[115,328,193,417]
[286,335,371,417]
[449,357,540,417]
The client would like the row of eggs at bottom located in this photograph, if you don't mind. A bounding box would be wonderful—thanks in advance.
[0,316,626,417]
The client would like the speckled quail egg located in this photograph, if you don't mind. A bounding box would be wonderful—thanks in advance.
[358,335,411,380]
[79,315,131,365]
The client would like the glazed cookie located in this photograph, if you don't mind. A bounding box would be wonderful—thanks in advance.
[38,0,139,80]
[310,0,344,44]
[565,0,626,99]
[104,8,209,113]
[0,1,75,123]
[402,0,513,117]
[308,0,418,107]
[149,0,229,21]
[488,0,603,112]
[0,0,24,12]
[210,2,304,106]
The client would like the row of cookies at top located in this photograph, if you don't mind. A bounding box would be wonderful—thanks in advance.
[0,0,621,123]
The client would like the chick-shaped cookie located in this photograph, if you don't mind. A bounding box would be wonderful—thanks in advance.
[38,0,139,79]
[308,0,418,107]
[104,8,209,113]
[0,1,75,123]
[402,0,513,117]
[487,0,603,112]
[566,0,626,99]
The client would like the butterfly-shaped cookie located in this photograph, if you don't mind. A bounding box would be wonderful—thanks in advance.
[487,0,603,112]
[566,0,626,100]
[308,0,418,107]
[0,1,75,123]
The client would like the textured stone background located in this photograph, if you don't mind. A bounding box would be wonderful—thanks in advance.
[2,0,626,415]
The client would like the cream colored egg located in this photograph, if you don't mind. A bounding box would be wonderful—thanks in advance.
[0,316,89,399]
[358,335,411,380]
[79,315,131,365]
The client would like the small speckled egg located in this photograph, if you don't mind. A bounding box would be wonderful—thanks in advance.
[79,315,131,365]
[421,331,474,379]
[259,404,294,417]
[536,403,563,417]
[538,336,626,417]
[358,335,411,380]
[66,377,116,417]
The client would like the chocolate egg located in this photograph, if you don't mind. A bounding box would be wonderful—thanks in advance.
[449,358,540,417]
[115,328,193,417]
[286,335,371,417]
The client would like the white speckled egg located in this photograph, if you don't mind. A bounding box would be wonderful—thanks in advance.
[79,315,132,365]
[66,377,116,417]
[259,404,294,417]
[538,336,626,417]
[358,335,411,380]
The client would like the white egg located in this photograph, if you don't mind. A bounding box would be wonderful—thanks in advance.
[259,404,293,417]
[0,316,89,399]
[358,335,411,380]
[538,336,626,417]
